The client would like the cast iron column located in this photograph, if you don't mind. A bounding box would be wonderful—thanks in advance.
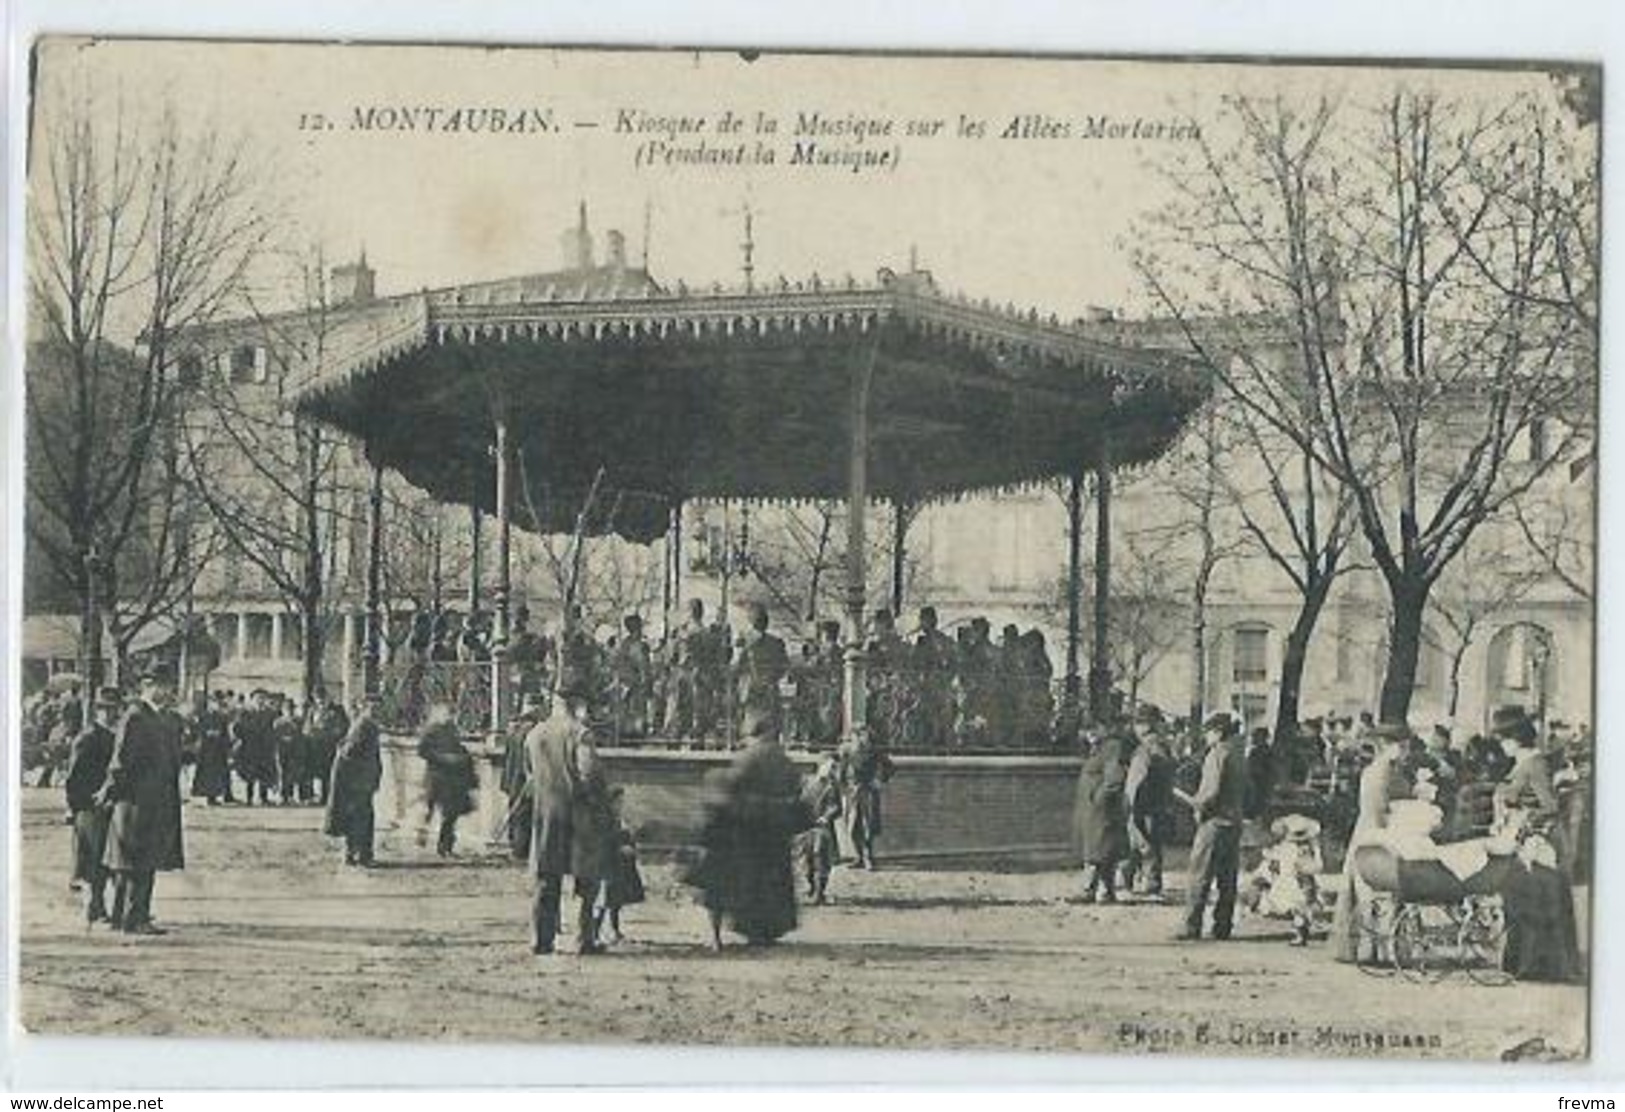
[1063,469,1085,732]
[842,340,878,743]
[363,462,385,701]
[490,418,513,733]
[1088,444,1113,723]
[467,504,483,613]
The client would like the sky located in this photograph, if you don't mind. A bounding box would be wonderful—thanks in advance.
[27,40,1569,321]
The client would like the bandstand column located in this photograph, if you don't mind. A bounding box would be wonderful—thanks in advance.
[663,500,682,642]
[363,462,385,700]
[1088,443,1113,723]
[890,498,910,618]
[1063,469,1085,729]
[842,341,878,743]
[490,418,513,733]
[467,505,483,613]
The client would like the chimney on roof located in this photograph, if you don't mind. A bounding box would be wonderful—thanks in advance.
[561,201,595,271]
[605,229,627,272]
[330,251,376,305]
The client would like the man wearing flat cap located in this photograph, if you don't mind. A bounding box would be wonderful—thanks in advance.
[98,663,185,935]
[64,685,123,924]
[1177,712,1247,941]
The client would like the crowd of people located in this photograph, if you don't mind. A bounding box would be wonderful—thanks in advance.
[25,680,355,810]
[393,599,1062,753]
[27,627,1590,981]
[1065,703,1590,980]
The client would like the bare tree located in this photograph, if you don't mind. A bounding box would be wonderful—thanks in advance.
[733,501,929,632]
[1047,530,1186,715]
[26,91,267,697]
[180,250,361,707]
[1426,531,1541,719]
[1135,84,1595,724]
[1151,405,1255,732]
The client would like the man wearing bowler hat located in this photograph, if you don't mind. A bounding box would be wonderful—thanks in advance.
[99,663,186,935]
[525,638,608,955]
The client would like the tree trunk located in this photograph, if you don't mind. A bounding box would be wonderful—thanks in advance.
[1378,576,1429,724]
[77,546,103,715]
[805,509,832,622]
[1446,639,1468,718]
[1271,576,1332,750]
[1188,562,1212,730]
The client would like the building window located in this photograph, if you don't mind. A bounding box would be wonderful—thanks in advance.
[228,345,265,385]
[210,614,238,659]
[243,613,274,659]
[1231,691,1270,731]
[281,616,303,662]
[1527,419,1548,463]
[177,353,205,388]
[1232,625,1269,684]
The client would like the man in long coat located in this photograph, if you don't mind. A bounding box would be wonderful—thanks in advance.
[190,692,234,805]
[324,700,383,867]
[99,665,185,935]
[307,689,350,807]
[231,691,279,805]
[1073,732,1132,902]
[64,685,122,924]
[526,648,606,955]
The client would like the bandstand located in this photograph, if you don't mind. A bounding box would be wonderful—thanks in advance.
[285,264,1211,747]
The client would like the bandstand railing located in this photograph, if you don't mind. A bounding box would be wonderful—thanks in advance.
[375,661,494,735]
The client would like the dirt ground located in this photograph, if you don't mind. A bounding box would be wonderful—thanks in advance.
[14,787,1588,1060]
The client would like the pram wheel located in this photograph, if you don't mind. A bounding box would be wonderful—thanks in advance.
[1391,904,1443,983]
[1459,897,1512,986]
[1355,895,1397,977]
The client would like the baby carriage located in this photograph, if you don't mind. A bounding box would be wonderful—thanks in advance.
[1349,799,1519,986]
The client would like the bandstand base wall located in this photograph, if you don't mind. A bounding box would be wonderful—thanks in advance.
[376,739,1085,864]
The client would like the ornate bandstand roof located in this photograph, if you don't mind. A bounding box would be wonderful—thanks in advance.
[217,265,1212,543]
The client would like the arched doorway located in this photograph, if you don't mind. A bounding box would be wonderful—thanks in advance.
[1484,622,1557,728]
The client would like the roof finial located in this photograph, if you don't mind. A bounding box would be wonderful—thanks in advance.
[642,199,652,270]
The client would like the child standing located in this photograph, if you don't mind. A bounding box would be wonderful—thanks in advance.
[796,758,843,904]
[600,784,645,945]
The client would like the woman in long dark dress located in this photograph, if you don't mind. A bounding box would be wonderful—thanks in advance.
[685,737,812,949]
[1496,719,1582,982]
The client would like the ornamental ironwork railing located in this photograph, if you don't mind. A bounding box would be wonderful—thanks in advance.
[375,660,492,736]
